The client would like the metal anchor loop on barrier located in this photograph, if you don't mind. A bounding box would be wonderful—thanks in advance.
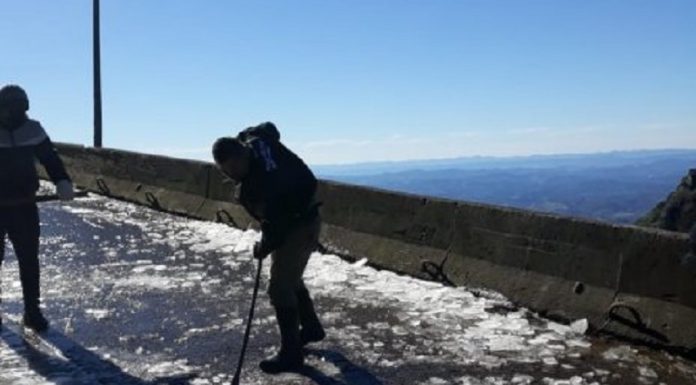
[144,191,161,209]
[216,209,238,228]
[421,254,454,287]
[608,303,643,325]
[596,302,670,343]
[316,242,330,254]
[95,177,110,195]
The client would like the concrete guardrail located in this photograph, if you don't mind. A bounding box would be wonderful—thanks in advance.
[41,143,696,354]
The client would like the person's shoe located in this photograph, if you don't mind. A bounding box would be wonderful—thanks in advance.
[259,349,304,374]
[297,288,325,346]
[260,307,304,374]
[23,309,49,332]
[300,323,325,346]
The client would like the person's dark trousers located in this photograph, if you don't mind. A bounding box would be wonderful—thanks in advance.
[0,203,42,317]
[297,285,325,345]
[259,306,303,373]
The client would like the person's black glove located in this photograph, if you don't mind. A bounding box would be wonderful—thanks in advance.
[253,241,271,260]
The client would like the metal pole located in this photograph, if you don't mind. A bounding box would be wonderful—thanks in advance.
[93,0,103,148]
[231,257,264,385]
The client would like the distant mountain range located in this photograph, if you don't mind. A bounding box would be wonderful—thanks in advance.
[313,149,696,224]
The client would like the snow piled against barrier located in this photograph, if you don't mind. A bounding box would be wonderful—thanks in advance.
[56,196,694,384]
[3,187,696,385]
[63,198,602,383]
[144,209,590,367]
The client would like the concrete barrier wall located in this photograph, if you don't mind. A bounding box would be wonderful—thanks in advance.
[45,143,696,352]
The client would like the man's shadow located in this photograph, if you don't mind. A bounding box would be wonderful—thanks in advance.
[298,348,383,385]
[0,324,196,385]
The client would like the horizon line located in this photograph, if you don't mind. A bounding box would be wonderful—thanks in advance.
[309,147,696,168]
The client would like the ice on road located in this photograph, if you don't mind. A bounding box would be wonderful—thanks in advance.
[1,191,696,384]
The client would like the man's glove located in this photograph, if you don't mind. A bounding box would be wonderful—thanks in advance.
[56,180,75,201]
[253,241,271,260]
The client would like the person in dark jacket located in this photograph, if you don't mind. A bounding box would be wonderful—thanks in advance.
[212,122,324,373]
[0,84,74,332]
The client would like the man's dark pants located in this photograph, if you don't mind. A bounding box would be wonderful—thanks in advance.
[268,215,321,309]
[0,203,42,311]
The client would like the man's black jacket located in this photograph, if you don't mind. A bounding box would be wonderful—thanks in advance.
[236,123,318,254]
[0,118,70,204]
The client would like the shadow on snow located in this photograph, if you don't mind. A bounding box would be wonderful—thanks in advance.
[0,324,197,385]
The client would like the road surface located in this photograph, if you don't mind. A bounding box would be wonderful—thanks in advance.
[1,190,696,384]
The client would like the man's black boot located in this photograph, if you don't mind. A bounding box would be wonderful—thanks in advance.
[23,301,49,332]
[260,306,304,374]
[22,275,48,332]
[297,287,325,346]
[18,243,47,332]
[23,305,49,332]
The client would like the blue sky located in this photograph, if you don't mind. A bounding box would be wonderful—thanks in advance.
[1,1,695,165]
